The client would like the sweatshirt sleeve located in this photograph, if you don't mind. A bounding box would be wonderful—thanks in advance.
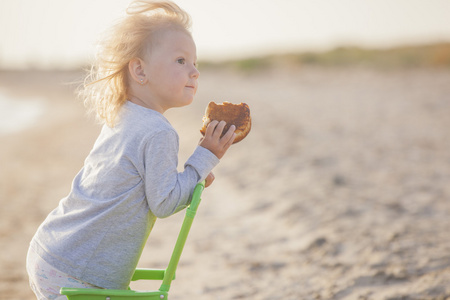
[143,130,219,218]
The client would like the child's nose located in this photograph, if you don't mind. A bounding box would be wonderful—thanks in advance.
[191,65,200,78]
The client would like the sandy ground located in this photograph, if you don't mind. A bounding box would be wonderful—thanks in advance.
[1,66,450,300]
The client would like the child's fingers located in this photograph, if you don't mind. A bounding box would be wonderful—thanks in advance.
[224,132,236,149]
[205,172,215,188]
[220,125,236,145]
[213,121,227,139]
[205,120,219,137]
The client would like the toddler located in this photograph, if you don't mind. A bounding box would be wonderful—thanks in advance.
[26,1,236,299]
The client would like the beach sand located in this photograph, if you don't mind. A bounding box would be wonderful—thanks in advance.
[1,66,450,300]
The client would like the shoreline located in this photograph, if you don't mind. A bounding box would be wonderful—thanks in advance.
[0,89,47,136]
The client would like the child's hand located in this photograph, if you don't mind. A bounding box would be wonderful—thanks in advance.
[205,172,215,188]
[199,120,236,159]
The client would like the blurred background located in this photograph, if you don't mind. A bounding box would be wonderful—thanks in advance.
[1,0,450,68]
[1,1,450,299]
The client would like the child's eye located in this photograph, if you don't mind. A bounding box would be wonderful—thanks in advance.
[177,58,185,64]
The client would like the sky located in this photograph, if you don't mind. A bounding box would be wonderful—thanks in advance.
[1,0,450,69]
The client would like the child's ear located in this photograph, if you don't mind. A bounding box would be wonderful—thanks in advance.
[128,58,147,85]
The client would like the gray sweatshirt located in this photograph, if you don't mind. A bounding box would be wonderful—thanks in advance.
[30,101,219,289]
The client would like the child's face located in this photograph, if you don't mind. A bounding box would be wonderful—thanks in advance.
[142,28,199,112]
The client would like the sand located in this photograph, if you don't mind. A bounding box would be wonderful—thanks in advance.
[1,66,450,300]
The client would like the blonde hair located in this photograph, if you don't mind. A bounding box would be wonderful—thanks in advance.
[80,0,192,127]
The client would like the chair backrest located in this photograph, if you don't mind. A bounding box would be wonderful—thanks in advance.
[159,181,205,292]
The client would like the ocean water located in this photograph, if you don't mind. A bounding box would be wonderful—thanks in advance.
[0,89,47,135]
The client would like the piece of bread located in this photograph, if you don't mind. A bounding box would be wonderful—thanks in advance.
[200,101,251,144]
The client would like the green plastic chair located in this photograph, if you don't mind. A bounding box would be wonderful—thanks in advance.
[60,181,206,300]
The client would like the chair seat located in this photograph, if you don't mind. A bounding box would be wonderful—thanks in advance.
[60,287,168,300]
[60,269,173,300]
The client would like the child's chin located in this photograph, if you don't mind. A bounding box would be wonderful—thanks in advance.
[184,97,195,106]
